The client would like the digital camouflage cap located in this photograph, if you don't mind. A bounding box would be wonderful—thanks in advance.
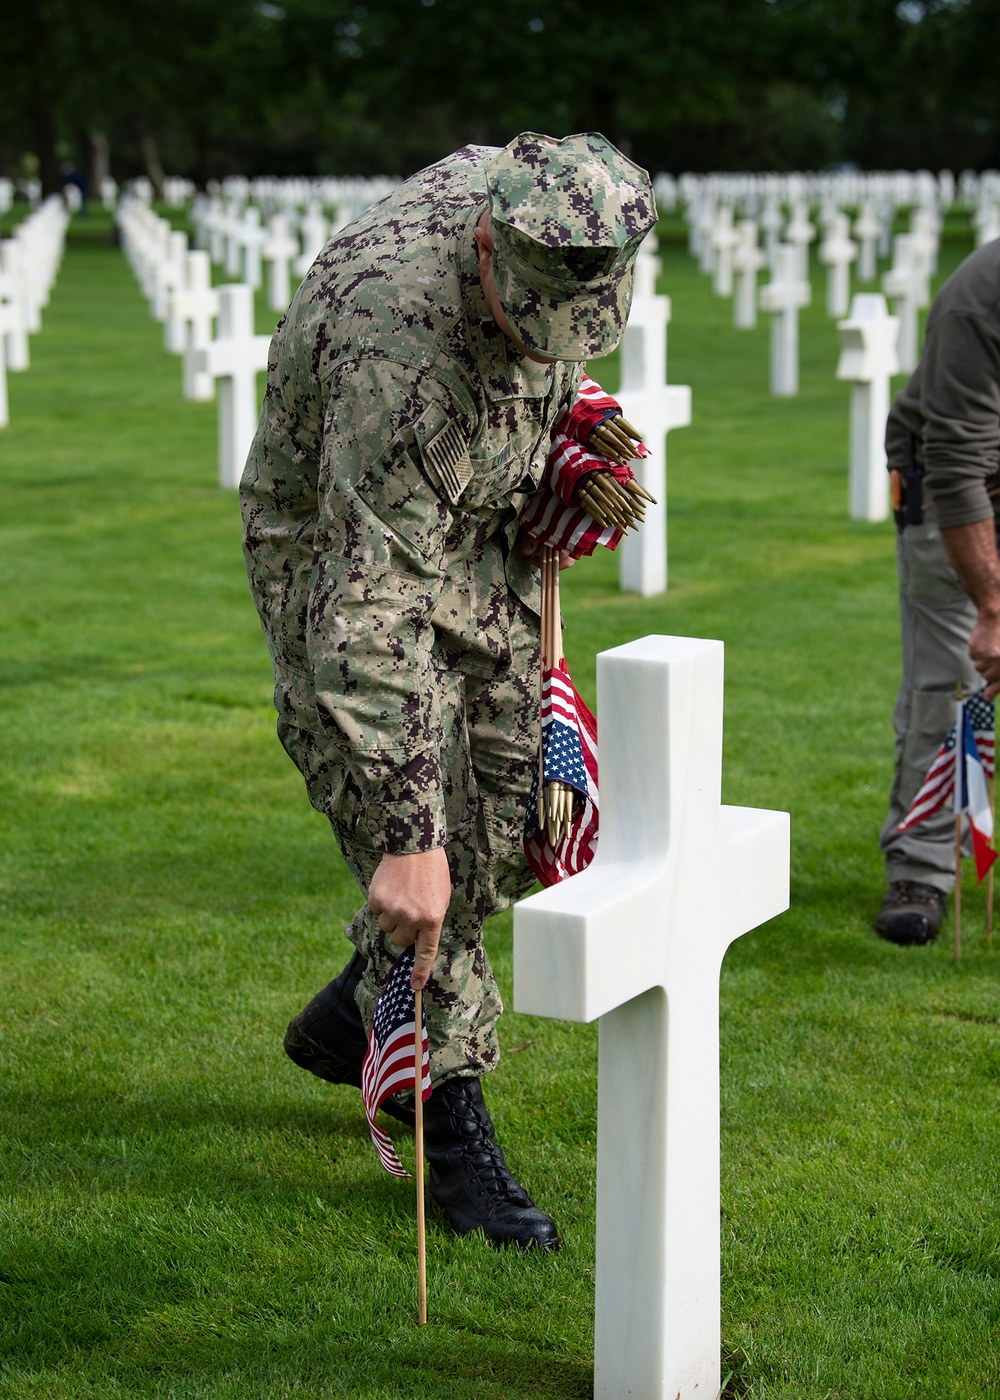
[484,131,657,361]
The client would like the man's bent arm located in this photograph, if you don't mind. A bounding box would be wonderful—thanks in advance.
[941,517,1000,697]
[311,358,475,854]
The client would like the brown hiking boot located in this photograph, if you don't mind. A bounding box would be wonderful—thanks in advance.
[874,880,946,946]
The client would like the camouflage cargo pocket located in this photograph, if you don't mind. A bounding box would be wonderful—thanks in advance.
[355,425,452,572]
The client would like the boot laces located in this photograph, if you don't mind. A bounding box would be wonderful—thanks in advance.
[444,1092,532,1208]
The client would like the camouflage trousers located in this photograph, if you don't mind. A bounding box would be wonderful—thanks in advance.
[278,595,540,1086]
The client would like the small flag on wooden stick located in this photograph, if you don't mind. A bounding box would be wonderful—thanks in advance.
[894,686,997,961]
[896,686,995,834]
[956,700,998,883]
[524,546,599,887]
[361,947,432,1178]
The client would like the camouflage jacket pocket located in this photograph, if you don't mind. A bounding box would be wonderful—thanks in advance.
[355,426,452,571]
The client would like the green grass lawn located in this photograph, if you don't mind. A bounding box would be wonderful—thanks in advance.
[2,215,999,1400]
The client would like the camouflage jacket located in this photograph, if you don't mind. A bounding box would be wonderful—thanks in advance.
[241,146,583,854]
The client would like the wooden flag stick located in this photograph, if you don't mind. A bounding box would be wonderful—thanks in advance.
[954,682,964,964]
[538,548,553,828]
[414,987,427,1327]
[549,546,556,657]
[988,774,995,948]
[954,812,963,964]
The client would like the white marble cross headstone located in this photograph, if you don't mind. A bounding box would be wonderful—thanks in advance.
[615,240,692,597]
[731,220,766,329]
[237,207,267,292]
[0,241,30,371]
[294,205,330,279]
[262,212,299,312]
[168,249,220,401]
[910,205,940,277]
[223,200,245,277]
[760,198,784,271]
[853,202,881,282]
[974,201,1000,248]
[784,201,816,281]
[695,199,718,276]
[514,634,790,1400]
[819,213,858,318]
[709,206,740,297]
[882,233,925,373]
[759,244,810,397]
[206,197,226,265]
[836,292,900,522]
[153,229,190,325]
[0,321,8,428]
[189,283,270,488]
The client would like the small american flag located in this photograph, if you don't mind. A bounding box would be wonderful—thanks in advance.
[518,376,648,560]
[897,687,995,832]
[957,701,999,880]
[966,689,995,778]
[524,661,599,886]
[361,946,432,1178]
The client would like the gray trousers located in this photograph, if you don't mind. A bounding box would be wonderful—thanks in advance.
[879,519,980,891]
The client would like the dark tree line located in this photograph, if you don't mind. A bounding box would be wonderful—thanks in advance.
[2,0,998,195]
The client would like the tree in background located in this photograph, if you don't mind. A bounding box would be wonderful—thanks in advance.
[0,0,996,190]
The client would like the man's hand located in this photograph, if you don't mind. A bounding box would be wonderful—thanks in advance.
[969,608,1000,698]
[518,534,577,570]
[367,848,452,990]
[941,518,1000,699]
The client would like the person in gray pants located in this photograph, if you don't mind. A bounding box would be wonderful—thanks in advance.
[877,236,1000,944]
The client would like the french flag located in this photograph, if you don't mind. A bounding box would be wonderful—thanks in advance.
[958,702,999,882]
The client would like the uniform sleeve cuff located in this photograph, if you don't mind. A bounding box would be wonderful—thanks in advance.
[360,752,448,854]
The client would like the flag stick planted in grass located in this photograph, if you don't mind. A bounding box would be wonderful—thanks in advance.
[525,549,599,886]
[956,683,964,963]
[360,947,432,1324]
[955,809,963,963]
[989,773,995,948]
[414,986,427,1327]
[896,684,998,957]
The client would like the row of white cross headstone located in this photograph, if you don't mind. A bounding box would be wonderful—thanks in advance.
[120,161,1000,559]
[700,198,942,331]
[616,235,691,597]
[190,178,396,313]
[117,196,271,488]
[116,184,692,600]
[693,196,952,434]
[120,160,1000,568]
[685,193,953,523]
[664,165,995,226]
[704,225,905,521]
[115,178,398,490]
[0,196,70,428]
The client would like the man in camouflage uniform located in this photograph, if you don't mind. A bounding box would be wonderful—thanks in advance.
[240,132,656,1249]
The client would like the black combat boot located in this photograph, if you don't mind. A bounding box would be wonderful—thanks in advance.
[423,1075,561,1251]
[874,880,946,945]
[284,952,415,1126]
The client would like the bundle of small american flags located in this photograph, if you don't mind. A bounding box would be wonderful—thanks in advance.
[361,946,432,1177]
[523,661,599,886]
[518,376,648,559]
[897,688,997,880]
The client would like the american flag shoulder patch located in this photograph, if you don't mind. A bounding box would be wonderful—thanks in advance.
[419,420,473,503]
